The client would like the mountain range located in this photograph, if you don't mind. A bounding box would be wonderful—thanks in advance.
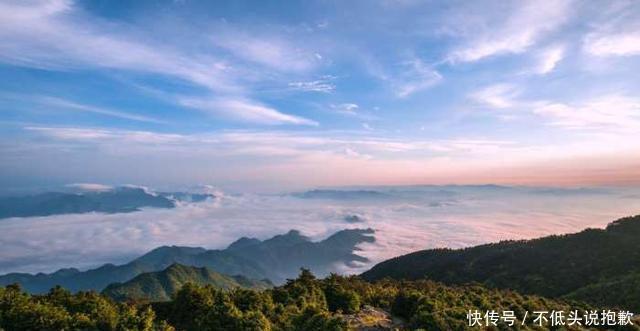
[292,189,389,200]
[0,228,375,293]
[361,214,640,311]
[2,185,613,220]
[0,186,215,219]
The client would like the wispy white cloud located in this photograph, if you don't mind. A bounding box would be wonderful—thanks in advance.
[470,84,520,109]
[328,103,381,122]
[23,126,514,158]
[0,0,318,126]
[533,44,565,74]
[332,103,359,113]
[66,183,113,192]
[581,1,640,57]
[8,125,640,191]
[584,30,640,57]
[288,76,336,93]
[393,58,442,97]
[0,0,235,92]
[358,53,441,98]
[24,126,191,145]
[26,127,116,141]
[532,95,640,130]
[212,31,320,72]
[342,147,372,160]
[178,97,318,126]
[447,0,572,63]
[37,96,166,124]
[471,83,640,132]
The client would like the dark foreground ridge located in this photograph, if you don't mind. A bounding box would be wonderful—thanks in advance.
[4,269,631,331]
[362,214,640,311]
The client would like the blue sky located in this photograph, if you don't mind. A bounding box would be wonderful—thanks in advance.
[1,0,639,192]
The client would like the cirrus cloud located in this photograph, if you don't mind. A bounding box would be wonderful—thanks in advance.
[447,0,572,63]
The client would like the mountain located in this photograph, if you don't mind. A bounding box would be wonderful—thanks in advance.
[0,187,172,219]
[102,263,272,302]
[361,214,640,311]
[0,187,215,219]
[157,191,215,203]
[224,228,375,283]
[563,270,640,311]
[293,189,388,200]
[0,228,374,293]
[0,246,210,293]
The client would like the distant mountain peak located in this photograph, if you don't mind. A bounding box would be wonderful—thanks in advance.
[262,229,310,246]
[284,229,304,237]
[51,268,80,277]
[227,237,261,250]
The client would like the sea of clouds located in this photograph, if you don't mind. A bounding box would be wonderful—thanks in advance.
[1,185,640,275]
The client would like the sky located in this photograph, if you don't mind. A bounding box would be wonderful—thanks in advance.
[1,0,640,192]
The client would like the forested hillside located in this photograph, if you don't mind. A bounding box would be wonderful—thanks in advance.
[362,215,640,311]
[102,264,271,302]
[3,269,625,331]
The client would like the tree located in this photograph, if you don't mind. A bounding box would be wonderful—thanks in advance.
[324,280,360,314]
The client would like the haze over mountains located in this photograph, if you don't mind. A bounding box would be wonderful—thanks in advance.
[0,186,214,219]
[1,184,640,276]
[0,228,374,293]
[4,211,640,328]
[1,184,640,329]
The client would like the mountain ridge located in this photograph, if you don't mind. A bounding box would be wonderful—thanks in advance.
[102,263,272,302]
[0,186,216,219]
[361,214,640,311]
[0,228,375,293]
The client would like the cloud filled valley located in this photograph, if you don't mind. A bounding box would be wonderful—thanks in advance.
[1,185,639,276]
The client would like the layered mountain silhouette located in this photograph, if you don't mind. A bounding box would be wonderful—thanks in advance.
[293,189,388,200]
[102,263,272,302]
[0,186,215,219]
[361,214,640,311]
[0,228,374,293]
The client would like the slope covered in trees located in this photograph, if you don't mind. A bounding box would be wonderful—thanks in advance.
[3,269,623,331]
[362,215,640,311]
[102,264,272,302]
[0,284,168,331]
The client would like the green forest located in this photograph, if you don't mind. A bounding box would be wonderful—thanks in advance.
[2,269,638,331]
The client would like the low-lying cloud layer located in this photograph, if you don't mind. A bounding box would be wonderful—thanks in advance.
[1,185,639,275]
